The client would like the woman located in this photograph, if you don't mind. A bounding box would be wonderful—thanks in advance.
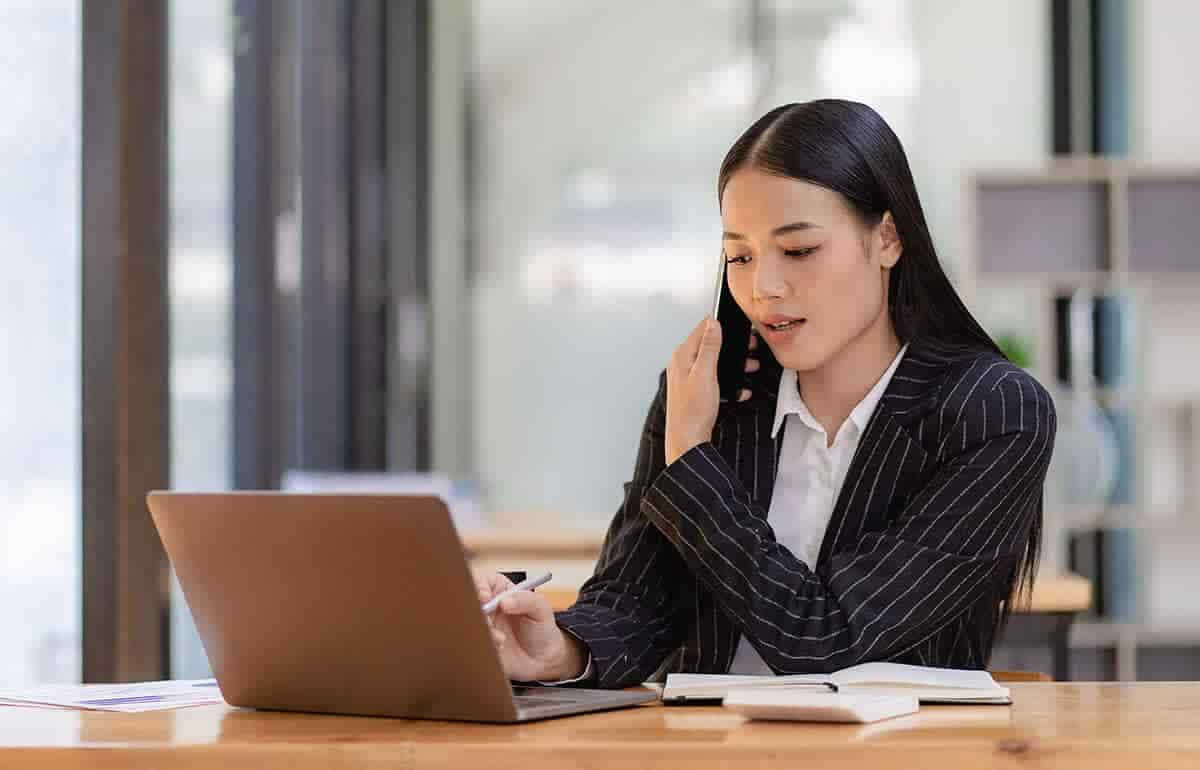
[476,99,1056,688]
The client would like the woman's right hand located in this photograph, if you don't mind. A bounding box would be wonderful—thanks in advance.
[474,572,589,682]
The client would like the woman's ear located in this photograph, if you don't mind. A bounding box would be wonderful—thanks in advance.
[877,211,902,269]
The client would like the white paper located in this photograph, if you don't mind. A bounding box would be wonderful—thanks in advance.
[663,672,831,700]
[663,664,1010,704]
[0,679,226,712]
[829,662,1004,691]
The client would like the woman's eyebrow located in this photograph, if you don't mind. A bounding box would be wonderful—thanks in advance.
[721,221,821,240]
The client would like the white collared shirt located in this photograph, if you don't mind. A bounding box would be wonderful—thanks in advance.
[727,344,909,675]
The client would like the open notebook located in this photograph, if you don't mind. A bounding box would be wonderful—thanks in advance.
[662,662,1011,705]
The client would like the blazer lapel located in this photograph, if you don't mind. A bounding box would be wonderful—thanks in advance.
[714,370,785,516]
[707,341,953,673]
[815,343,950,567]
[713,328,798,513]
[714,342,948,557]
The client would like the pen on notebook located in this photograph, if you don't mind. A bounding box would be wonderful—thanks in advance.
[481,571,552,615]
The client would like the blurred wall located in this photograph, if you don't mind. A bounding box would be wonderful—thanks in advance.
[911,0,1049,281]
[1133,0,1200,162]
[461,0,1052,522]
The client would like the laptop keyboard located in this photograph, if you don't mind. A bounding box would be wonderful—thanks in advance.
[514,697,566,708]
[512,686,586,706]
[512,686,547,695]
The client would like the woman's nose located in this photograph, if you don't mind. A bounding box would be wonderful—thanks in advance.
[752,257,788,301]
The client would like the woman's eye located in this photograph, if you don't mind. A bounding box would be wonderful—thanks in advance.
[726,246,816,263]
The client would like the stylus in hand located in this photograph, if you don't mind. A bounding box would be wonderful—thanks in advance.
[481,571,553,615]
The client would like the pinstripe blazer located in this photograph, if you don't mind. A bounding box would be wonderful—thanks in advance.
[555,340,1056,689]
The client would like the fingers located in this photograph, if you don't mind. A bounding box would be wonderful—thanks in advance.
[496,589,552,623]
[743,357,760,373]
[487,572,515,597]
[475,572,514,605]
[737,388,751,402]
[474,576,491,603]
[691,318,722,374]
[678,318,709,362]
[748,332,759,350]
[674,317,714,372]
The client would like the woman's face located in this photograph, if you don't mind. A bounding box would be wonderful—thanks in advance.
[719,167,900,373]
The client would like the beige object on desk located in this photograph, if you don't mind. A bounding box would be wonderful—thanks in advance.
[1,683,1197,768]
[462,527,1094,613]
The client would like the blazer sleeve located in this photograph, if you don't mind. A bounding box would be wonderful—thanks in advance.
[639,370,1056,674]
[553,371,687,688]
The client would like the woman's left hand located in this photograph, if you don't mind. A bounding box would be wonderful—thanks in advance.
[665,317,749,466]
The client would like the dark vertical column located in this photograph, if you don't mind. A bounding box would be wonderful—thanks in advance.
[232,0,283,489]
[296,0,353,469]
[231,0,423,480]
[81,0,171,682]
[386,0,432,471]
[1053,0,1127,155]
[349,0,389,471]
[1091,0,1129,154]
[1051,0,1074,154]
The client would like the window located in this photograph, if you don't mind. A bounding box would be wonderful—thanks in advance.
[0,0,81,685]
[168,0,234,678]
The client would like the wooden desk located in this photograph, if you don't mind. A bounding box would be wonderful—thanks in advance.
[1,683,1196,768]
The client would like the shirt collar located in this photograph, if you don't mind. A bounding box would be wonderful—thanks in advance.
[771,344,910,439]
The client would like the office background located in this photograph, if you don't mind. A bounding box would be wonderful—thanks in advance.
[2,0,1198,686]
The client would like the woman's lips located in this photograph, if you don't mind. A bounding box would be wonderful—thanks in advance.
[760,313,805,327]
[759,317,807,343]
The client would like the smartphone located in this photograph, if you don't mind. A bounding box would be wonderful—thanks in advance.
[712,252,777,403]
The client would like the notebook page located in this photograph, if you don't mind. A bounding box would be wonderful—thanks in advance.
[663,673,829,699]
[829,663,1004,692]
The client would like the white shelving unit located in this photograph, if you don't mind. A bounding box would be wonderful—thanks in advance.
[965,158,1200,680]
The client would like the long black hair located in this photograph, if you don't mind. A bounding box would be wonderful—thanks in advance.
[718,99,1040,638]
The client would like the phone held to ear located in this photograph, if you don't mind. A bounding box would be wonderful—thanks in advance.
[712,252,778,403]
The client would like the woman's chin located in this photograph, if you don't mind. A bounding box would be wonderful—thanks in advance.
[770,343,827,374]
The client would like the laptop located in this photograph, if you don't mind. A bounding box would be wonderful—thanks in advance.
[146,491,657,722]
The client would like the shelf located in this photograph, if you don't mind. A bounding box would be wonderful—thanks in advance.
[1128,180,1200,272]
[1070,620,1138,647]
[971,268,1200,290]
[1053,504,1134,528]
[1054,507,1200,532]
[1128,272,1200,286]
[1146,395,1200,410]
[972,157,1200,186]
[968,162,1200,680]
[976,271,1123,285]
[1071,620,1200,648]
[460,526,604,558]
[1095,386,1138,405]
